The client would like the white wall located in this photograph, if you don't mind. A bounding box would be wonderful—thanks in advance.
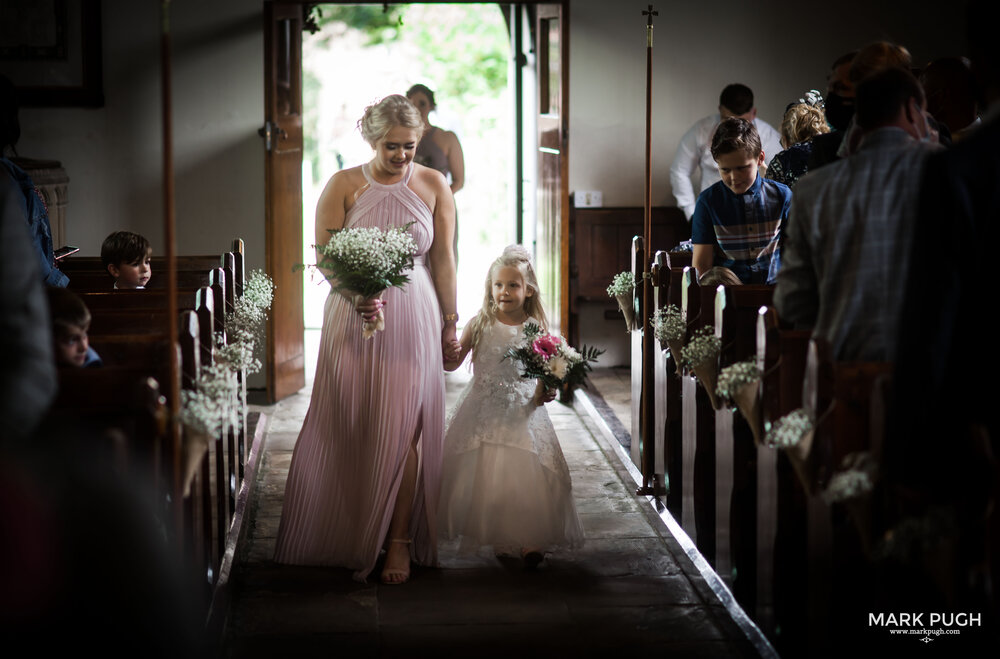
[9,0,971,372]
[15,0,265,272]
[567,0,967,364]
[568,0,967,207]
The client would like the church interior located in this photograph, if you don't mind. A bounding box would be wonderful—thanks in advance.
[1,0,997,656]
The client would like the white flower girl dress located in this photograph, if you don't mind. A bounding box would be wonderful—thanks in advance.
[438,318,584,554]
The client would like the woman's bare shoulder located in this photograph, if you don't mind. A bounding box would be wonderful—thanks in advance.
[412,163,449,192]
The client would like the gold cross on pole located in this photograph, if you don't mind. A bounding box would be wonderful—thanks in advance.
[643,4,658,46]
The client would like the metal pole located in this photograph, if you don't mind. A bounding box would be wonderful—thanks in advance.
[161,0,181,530]
[638,4,660,495]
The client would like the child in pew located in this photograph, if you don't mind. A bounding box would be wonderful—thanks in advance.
[438,245,584,569]
[45,286,102,368]
[698,266,743,287]
[691,117,791,285]
[101,230,152,289]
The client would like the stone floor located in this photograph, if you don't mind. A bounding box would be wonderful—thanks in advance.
[225,355,773,657]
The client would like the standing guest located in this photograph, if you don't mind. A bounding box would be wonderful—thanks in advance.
[774,67,940,362]
[0,163,56,446]
[101,231,152,290]
[767,92,830,189]
[887,0,1000,625]
[691,117,790,285]
[406,84,465,195]
[0,74,67,288]
[670,83,783,221]
[275,95,459,585]
[920,56,981,142]
[811,42,916,170]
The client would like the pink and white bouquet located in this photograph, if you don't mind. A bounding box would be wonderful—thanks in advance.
[504,322,604,396]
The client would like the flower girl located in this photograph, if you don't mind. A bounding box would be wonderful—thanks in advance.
[440,245,584,567]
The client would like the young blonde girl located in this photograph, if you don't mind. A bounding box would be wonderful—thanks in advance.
[439,245,584,568]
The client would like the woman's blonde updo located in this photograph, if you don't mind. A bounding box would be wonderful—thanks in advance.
[358,94,424,147]
[780,103,830,149]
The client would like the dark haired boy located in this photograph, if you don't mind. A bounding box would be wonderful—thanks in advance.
[101,231,152,289]
[45,286,101,368]
[670,83,783,220]
[691,117,791,285]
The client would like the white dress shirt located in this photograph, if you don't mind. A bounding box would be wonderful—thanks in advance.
[669,113,784,220]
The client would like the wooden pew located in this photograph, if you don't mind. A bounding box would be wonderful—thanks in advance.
[797,338,891,656]
[651,250,689,520]
[755,306,811,651]
[712,284,774,605]
[679,266,720,559]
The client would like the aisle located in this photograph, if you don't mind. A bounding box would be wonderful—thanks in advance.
[226,344,769,656]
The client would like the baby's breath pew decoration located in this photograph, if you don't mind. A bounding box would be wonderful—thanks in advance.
[764,407,816,492]
[823,466,874,504]
[716,360,764,444]
[178,362,240,497]
[177,269,274,498]
[680,326,722,409]
[652,304,686,375]
[763,407,813,449]
[607,271,637,332]
[313,223,418,339]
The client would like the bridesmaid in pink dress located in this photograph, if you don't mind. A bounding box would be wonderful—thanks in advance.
[274,95,460,584]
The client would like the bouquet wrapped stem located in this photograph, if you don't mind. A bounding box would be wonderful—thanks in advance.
[353,293,386,340]
[615,292,637,332]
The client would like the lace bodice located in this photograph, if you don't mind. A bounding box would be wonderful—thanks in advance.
[444,319,570,482]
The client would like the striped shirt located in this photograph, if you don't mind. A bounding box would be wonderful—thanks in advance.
[691,174,791,284]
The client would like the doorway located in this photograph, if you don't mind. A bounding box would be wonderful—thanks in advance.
[263,1,568,401]
[300,3,514,375]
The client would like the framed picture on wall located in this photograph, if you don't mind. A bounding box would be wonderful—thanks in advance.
[0,0,104,108]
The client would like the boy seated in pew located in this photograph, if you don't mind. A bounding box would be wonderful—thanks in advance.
[46,287,102,368]
[698,266,743,287]
[101,230,152,289]
[691,117,791,285]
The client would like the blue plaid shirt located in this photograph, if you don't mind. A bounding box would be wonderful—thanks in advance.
[691,174,790,284]
[773,128,938,361]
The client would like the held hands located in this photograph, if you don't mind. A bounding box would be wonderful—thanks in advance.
[442,325,461,364]
[533,380,556,406]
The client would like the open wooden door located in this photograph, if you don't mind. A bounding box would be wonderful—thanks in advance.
[535,3,569,334]
[263,1,306,402]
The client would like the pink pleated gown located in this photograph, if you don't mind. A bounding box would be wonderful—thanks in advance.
[274,162,444,581]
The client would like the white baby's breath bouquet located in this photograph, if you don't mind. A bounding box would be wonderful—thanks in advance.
[314,222,418,339]
[652,304,686,374]
[607,271,637,332]
[716,360,764,443]
[680,326,722,408]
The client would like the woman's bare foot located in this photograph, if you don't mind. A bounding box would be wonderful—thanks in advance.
[381,538,411,585]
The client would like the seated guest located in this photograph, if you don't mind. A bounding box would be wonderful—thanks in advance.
[774,66,941,362]
[101,231,152,289]
[698,266,743,287]
[670,83,783,221]
[691,117,791,285]
[767,93,830,188]
[46,286,101,368]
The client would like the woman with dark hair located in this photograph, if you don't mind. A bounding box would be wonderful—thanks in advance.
[406,84,465,195]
